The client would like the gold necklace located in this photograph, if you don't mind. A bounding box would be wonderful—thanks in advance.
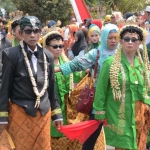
[20,40,48,108]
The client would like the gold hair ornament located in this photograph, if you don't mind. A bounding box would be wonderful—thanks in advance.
[110,25,150,100]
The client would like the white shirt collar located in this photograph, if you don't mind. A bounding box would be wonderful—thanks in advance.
[27,46,37,53]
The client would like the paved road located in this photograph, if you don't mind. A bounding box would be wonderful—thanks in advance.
[106,145,115,150]
[106,145,149,150]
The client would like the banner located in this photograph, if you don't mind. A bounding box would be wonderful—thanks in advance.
[70,0,91,23]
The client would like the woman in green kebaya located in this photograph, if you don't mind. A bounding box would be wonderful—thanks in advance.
[94,25,150,150]
[43,31,85,150]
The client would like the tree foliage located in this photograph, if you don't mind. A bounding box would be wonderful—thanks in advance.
[112,0,147,13]
[0,0,16,17]
[85,0,148,15]
[12,0,72,26]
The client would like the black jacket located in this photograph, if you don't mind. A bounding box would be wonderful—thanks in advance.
[0,37,12,87]
[0,42,62,122]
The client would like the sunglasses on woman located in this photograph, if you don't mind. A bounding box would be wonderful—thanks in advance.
[23,29,41,34]
[48,44,64,49]
[123,37,139,43]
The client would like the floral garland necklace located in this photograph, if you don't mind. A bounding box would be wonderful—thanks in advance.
[20,40,48,108]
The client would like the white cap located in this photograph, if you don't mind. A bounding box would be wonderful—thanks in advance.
[145,6,150,12]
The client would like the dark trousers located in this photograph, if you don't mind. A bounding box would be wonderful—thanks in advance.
[82,114,103,150]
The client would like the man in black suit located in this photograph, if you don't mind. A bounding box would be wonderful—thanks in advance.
[0,16,63,150]
[0,17,12,88]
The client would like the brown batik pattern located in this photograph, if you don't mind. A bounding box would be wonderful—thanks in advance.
[66,77,106,150]
[135,100,150,150]
[115,100,150,150]
[0,129,15,150]
[51,128,105,150]
[66,95,106,149]
[7,102,51,150]
[51,137,82,150]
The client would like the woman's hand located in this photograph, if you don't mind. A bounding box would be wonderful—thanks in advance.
[55,67,61,73]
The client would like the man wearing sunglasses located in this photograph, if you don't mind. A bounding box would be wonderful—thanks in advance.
[0,16,6,31]
[0,16,11,48]
[0,16,63,150]
[0,16,12,91]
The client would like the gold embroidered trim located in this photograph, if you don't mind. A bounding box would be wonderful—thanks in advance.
[51,108,62,116]
[0,112,8,117]
[118,64,126,129]
[107,124,124,135]
[95,111,105,115]
[108,64,126,135]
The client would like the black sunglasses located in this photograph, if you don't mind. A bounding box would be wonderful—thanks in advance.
[23,29,41,34]
[48,44,64,49]
[0,20,7,24]
[123,37,139,43]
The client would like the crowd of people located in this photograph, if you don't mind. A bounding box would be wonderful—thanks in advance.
[0,4,150,150]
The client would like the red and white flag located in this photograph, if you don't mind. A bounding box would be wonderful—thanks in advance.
[70,0,91,23]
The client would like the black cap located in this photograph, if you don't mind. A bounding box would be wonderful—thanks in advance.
[19,16,42,30]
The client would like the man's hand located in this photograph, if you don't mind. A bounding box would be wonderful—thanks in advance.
[54,120,63,130]
[0,124,8,135]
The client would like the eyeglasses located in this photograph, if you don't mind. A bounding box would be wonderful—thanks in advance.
[48,44,64,49]
[123,37,139,43]
[23,29,41,34]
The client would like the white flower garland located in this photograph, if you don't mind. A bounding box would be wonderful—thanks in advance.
[20,40,48,108]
